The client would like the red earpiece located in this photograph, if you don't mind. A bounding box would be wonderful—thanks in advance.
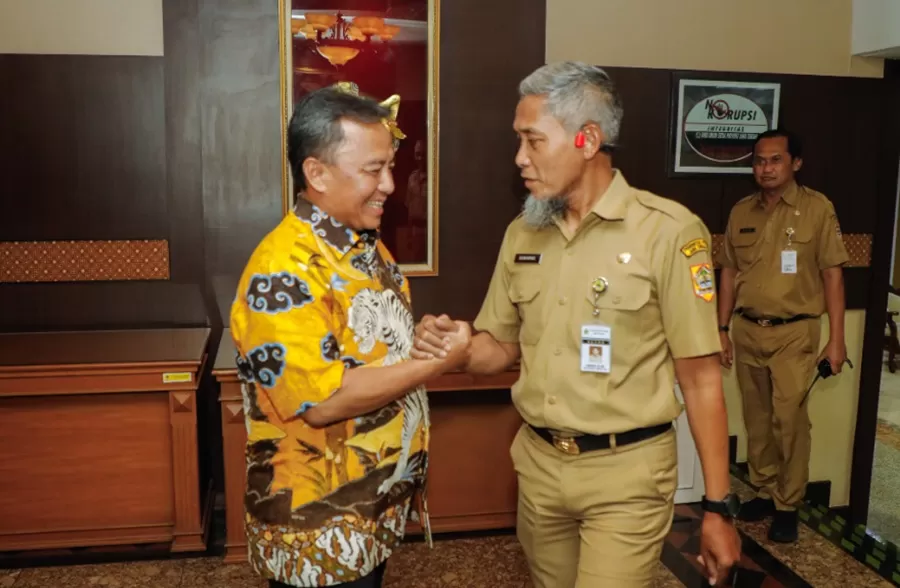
[574,131,586,148]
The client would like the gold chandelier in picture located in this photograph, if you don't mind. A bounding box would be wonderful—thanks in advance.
[291,11,400,67]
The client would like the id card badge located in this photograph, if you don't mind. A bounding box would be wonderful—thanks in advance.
[581,324,611,373]
[781,250,797,274]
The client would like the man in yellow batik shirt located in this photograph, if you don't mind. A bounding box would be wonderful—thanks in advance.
[230,85,469,588]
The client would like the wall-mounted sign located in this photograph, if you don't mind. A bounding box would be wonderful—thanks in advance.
[670,79,781,175]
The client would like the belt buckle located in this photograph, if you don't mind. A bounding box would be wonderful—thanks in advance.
[551,434,580,455]
[758,318,772,327]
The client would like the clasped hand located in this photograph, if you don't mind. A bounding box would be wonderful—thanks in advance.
[412,314,471,370]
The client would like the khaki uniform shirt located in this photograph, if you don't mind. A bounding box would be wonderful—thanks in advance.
[474,171,721,436]
[716,182,849,318]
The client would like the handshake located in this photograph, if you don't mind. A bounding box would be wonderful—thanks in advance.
[411,314,473,371]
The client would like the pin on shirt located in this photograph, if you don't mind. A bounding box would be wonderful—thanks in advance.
[591,277,608,317]
[584,277,611,373]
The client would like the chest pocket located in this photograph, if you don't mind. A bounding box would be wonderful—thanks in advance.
[508,275,543,345]
[583,275,653,349]
[786,226,815,269]
[730,229,761,268]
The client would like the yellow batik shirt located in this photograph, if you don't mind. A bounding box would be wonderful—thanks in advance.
[230,199,430,587]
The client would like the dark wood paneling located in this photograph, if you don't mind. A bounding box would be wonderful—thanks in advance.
[612,67,726,231]
[604,67,884,237]
[164,0,206,284]
[0,50,208,331]
[198,0,284,325]
[0,56,167,241]
[407,0,547,320]
[0,282,206,332]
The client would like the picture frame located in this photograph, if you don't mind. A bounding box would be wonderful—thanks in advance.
[277,0,440,276]
[668,76,781,176]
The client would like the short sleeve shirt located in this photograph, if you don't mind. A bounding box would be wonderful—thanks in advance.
[716,182,849,318]
[473,171,721,435]
[230,199,429,586]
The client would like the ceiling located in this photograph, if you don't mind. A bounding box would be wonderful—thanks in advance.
[291,1,427,43]
[291,0,426,21]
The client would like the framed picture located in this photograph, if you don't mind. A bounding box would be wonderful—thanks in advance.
[278,0,440,276]
[669,78,781,176]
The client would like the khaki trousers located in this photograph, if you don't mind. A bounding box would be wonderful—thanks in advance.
[510,423,677,588]
[732,317,820,511]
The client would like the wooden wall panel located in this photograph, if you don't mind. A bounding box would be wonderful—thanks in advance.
[406,0,548,320]
[198,0,284,326]
[0,51,207,330]
[0,393,174,533]
[609,67,885,239]
[0,56,167,241]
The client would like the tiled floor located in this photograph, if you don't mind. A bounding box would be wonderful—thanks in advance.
[871,362,900,547]
[879,361,900,430]
[2,476,892,588]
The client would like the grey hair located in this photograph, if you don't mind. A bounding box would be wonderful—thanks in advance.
[287,87,390,191]
[522,193,567,229]
[518,61,624,146]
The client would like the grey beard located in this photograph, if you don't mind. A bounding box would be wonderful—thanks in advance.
[522,194,567,228]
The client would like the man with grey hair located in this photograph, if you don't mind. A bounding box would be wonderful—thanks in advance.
[413,62,740,586]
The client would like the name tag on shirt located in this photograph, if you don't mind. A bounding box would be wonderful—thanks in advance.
[581,324,611,373]
[514,253,542,264]
[781,250,797,274]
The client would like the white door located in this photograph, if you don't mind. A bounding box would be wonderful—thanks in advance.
[673,382,706,504]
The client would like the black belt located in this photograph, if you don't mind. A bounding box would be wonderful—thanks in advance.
[530,422,671,455]
[736,309,814,327]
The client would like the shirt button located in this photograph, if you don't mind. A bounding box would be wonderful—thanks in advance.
[559,297,568,305]
[548,396,557,405]
[554,348,562,356]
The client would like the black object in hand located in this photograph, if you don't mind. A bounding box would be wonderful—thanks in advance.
[817,357,854,379]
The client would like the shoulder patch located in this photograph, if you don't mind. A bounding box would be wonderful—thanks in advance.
[680,238,708,258]
[690,263,715,302]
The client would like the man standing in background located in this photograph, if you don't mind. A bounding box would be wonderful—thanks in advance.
[717,129,849,543]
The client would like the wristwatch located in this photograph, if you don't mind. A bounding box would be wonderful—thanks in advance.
[701,494,741,519]
[718,325,729,333]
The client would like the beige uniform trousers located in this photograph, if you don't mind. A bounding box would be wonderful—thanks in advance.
[732,317,820,511]
[510,423,677,588]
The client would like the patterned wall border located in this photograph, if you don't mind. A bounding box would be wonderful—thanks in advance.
[0,233,871,284]
[711,233,872,268]
[0,240,170,283]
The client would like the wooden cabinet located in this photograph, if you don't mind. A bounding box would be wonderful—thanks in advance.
[0,329,212,553]
[214,329,522,564]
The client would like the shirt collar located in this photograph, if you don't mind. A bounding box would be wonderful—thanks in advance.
[293,198,378,257]
[590,169,632,221]
[755,180,799,208]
